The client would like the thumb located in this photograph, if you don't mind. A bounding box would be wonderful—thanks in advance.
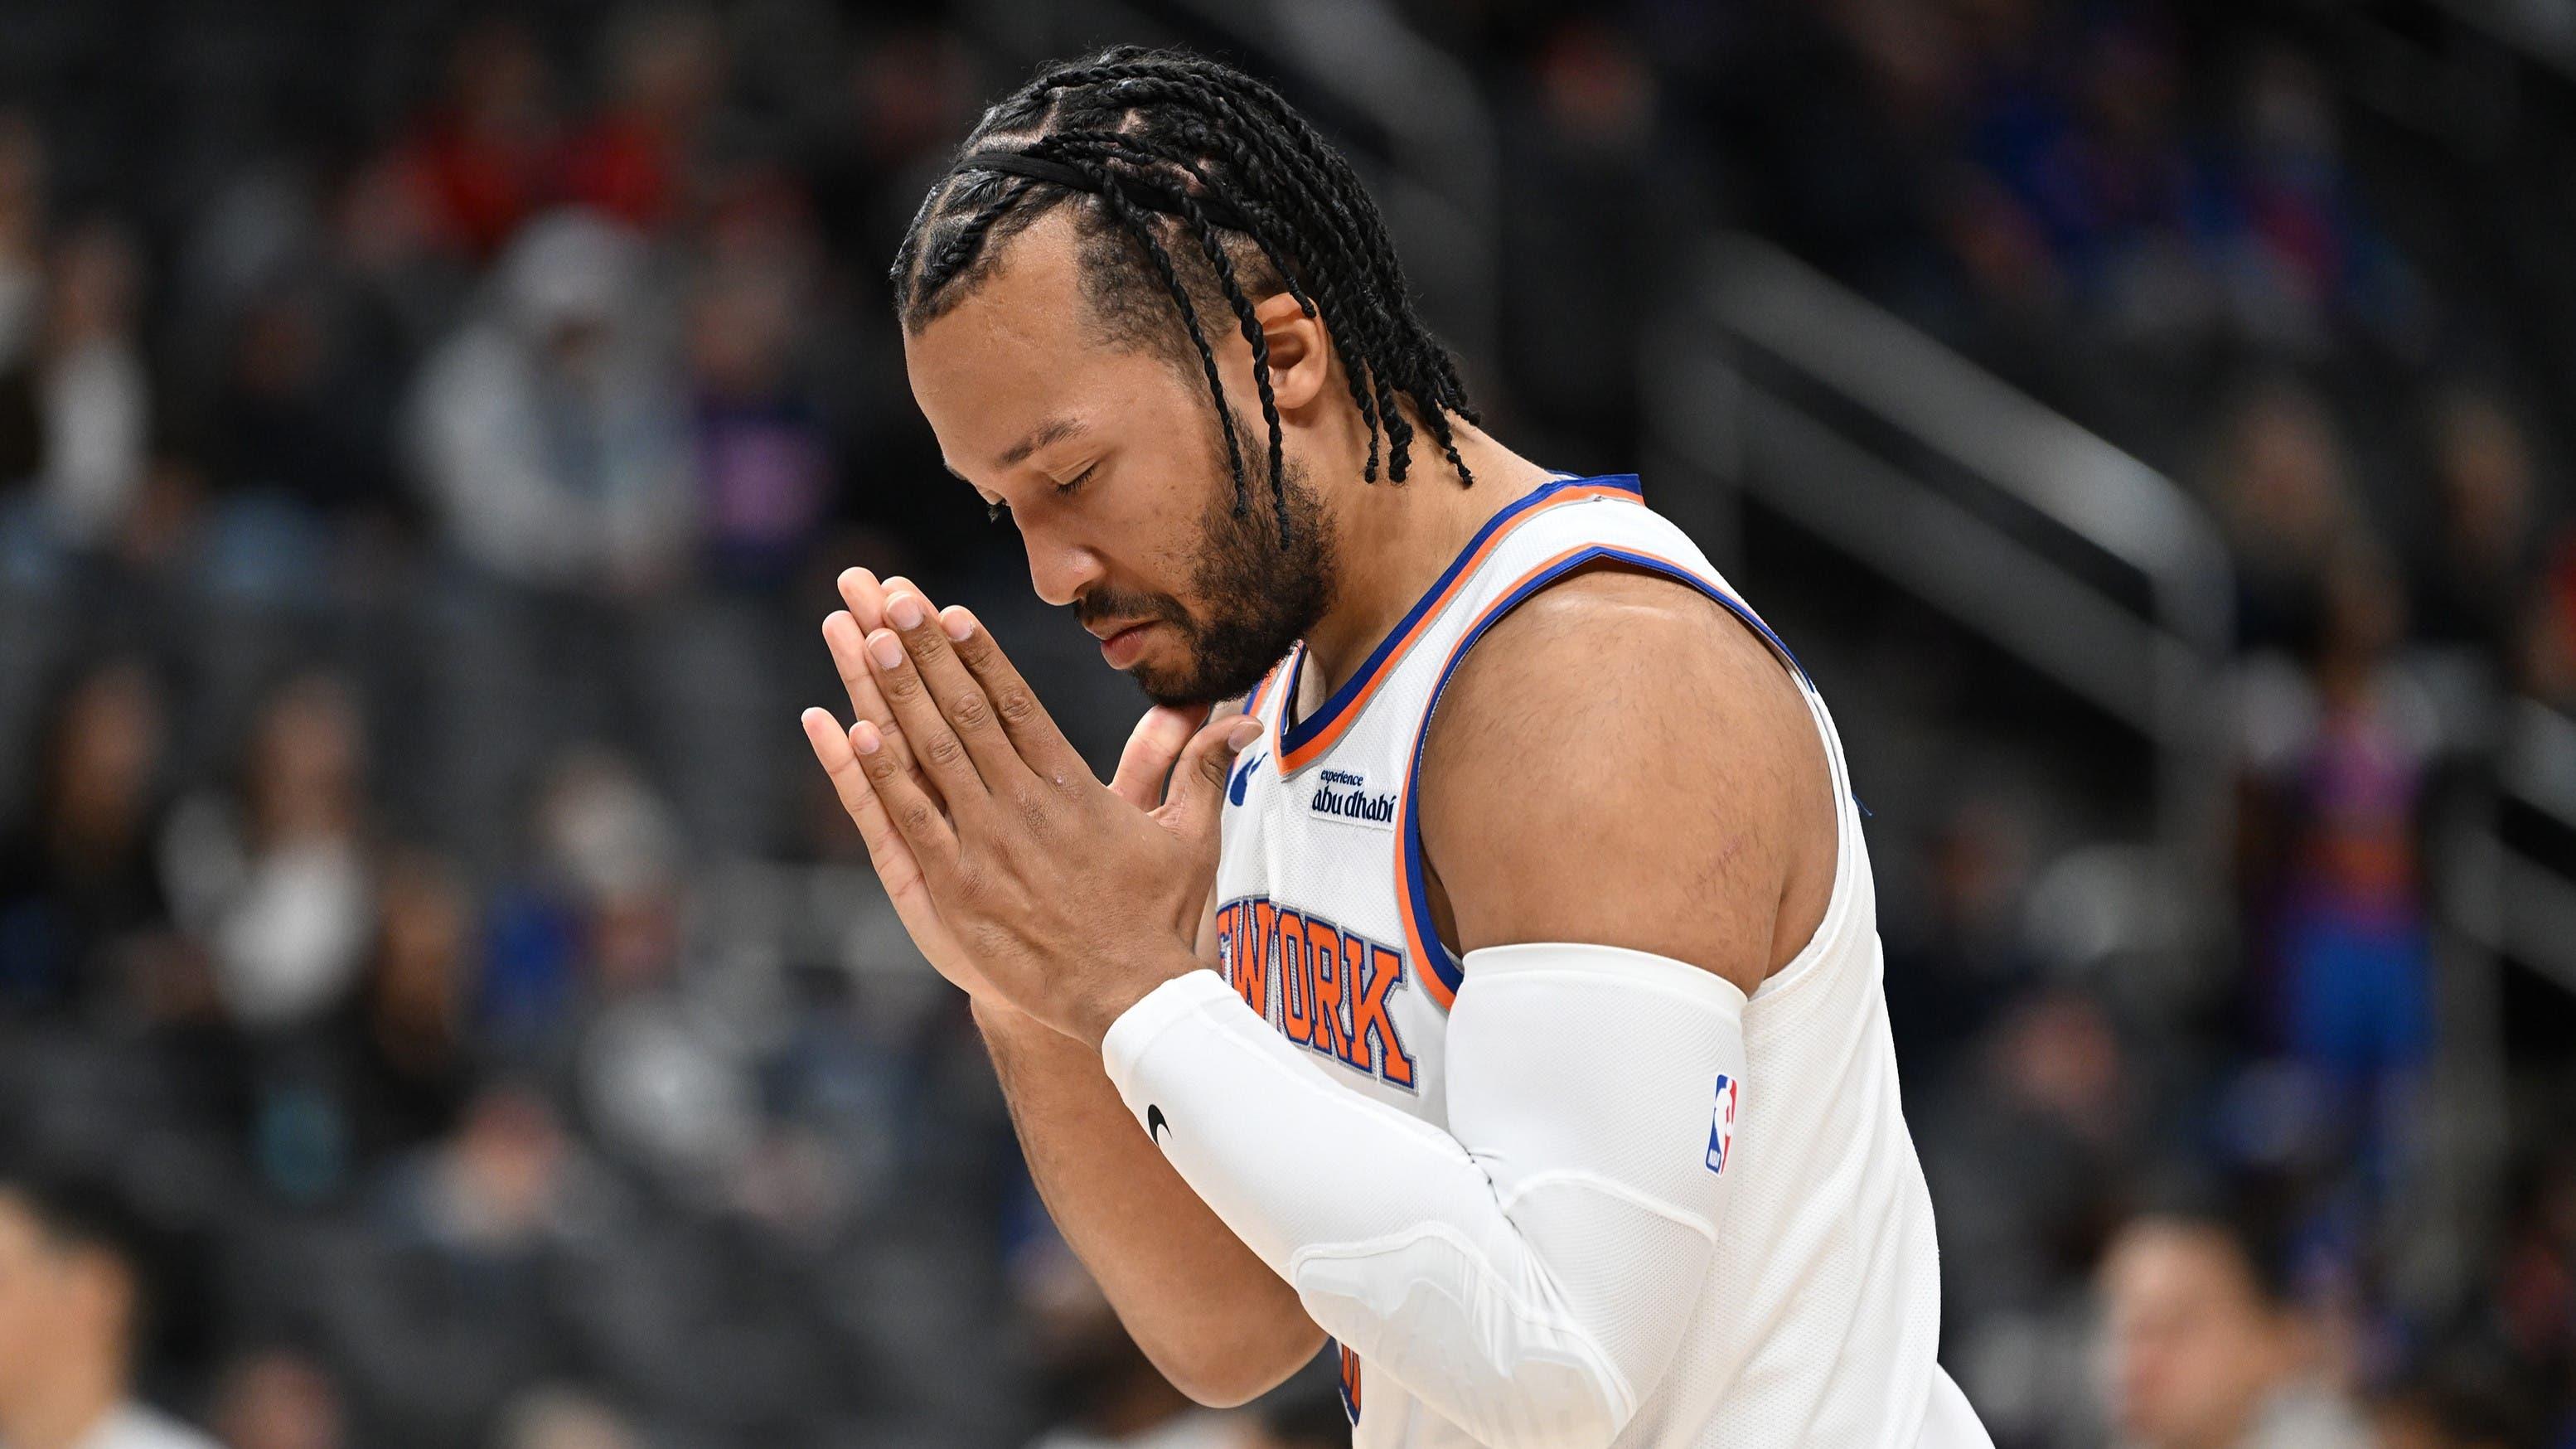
[1159,713,1263,841]
[1109,702,1209,809]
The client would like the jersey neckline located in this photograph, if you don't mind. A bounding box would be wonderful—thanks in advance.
[1269,472,1643,774]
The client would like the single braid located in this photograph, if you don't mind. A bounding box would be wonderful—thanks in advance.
[908,175,1036,300]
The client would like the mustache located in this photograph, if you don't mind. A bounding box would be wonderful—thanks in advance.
[1075,589,1189,632]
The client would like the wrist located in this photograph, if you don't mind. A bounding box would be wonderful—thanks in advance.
[1070,949,1205,1049]
[971,991,1048,1040]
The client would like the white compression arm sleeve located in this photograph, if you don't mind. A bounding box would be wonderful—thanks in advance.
[1101,942,1749,1449]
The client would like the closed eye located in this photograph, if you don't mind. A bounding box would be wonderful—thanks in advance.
[985,462,1101,524]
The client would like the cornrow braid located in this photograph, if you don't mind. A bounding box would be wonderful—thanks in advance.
[891,45,1476,540]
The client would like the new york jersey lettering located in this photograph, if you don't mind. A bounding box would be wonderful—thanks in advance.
[1214,894,1418,1092]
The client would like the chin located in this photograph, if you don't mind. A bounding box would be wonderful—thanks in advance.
[1135,671,1226,710]
[1131,652,1244,710]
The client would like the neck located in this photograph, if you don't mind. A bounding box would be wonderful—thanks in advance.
[1300,416,1559,700]
[1,1354,121,1449]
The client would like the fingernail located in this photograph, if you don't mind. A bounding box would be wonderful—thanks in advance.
[940,606,974,642]
[867,631,903,669]
[850,720,882,755]
[887,593,924,630]
[1227,717,1262,749]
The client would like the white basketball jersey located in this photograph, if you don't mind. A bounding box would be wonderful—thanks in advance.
[1212,474,1983,1448]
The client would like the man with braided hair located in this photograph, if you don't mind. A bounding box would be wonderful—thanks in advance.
[801,46,1993,1449]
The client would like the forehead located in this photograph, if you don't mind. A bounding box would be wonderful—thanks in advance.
[902,210,1190,473]
[2108,1224,2254,1306]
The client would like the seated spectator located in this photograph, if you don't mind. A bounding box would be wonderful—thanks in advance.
[0,659,179,1020]
[0,112,48,515]
[206,1347,343,1449]
[388,18,560,264]
[2412,387,2543,657]
[2097,1199,2368,1449]
[558,7,723,234]
[0,1166,220,1449]
[2206,378,2359,660]
[490,1388,638,1449]
[32,222,149,554]
[159,674,373,1035]
[404,210,691,596]
[339,850,478,1160]
[686,229,832,591]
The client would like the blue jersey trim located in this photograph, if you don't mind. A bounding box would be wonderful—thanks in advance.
[1398,545,1813,996]
[1275,473,1642,759]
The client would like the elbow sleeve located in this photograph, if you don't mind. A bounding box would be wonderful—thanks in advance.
[1102,943,1748,1449]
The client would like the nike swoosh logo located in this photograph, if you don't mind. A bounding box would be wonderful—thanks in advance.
[1147,1103,1169,1143]
[1227,750,1264,807]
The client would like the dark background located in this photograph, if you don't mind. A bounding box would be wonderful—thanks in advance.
[0,0,2572,1446]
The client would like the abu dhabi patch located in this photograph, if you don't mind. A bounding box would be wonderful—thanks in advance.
[1706,1073,1740,1175]
[1308,768,1397,831]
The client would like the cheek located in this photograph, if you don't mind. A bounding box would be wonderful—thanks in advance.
[1096,485,1209,591]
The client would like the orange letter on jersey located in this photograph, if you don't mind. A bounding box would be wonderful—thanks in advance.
[1303,915,1353,1064]
[1277,907,1314,1045]
[1244,900,1277,1024]
[1347,942,1416,1088]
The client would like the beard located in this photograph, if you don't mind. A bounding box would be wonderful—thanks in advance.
[1079,446,1336,707]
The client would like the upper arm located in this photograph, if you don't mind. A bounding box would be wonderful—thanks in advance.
[1416,567,1836,998]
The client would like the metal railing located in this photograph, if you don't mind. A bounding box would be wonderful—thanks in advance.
[2447,696,2576,996]
[1645,231,2239,985]
[2397,691,2576,1309]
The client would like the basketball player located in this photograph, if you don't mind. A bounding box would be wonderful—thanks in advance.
[799,46,1994,1449]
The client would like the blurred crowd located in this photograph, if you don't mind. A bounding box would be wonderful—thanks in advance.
[0,2,2570,1448]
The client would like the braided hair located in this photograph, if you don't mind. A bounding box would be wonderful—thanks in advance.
[890,46,1479,542]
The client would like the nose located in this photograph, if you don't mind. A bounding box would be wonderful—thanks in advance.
[1021,525,1104,609]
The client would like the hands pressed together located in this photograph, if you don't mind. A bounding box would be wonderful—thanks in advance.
[800,569,1261,1045]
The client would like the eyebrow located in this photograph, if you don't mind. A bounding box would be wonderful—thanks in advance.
[996,415,1087,469]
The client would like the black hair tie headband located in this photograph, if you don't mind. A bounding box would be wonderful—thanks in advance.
[960,148,1248,232]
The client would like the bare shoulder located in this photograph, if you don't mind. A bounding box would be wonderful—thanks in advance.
[1416,565,1837,996]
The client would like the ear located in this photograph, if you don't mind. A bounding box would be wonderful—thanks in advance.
[1255,290,1333,413]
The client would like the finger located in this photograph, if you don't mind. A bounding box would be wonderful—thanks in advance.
[882,586,1034,791]
[935,604,1088,783]
[849,710,956,860]
[835,567,905,633]
[821,611,940,805]
[801,707,926,886]
[1158,713,1265,846]
[1110,703,1211,810]
[863,621,987,803]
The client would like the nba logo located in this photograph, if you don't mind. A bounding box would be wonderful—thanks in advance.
[1706,1073,1739,1175]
